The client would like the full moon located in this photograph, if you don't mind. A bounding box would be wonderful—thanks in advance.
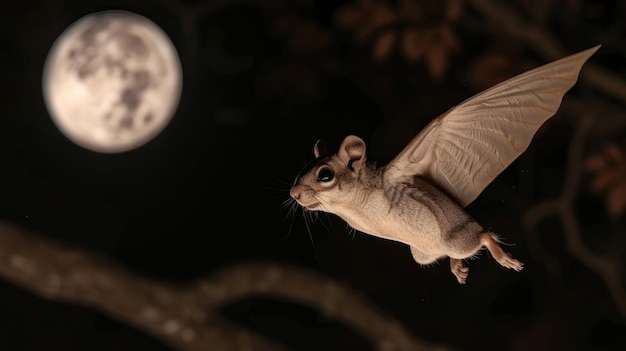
[42,10,183,153]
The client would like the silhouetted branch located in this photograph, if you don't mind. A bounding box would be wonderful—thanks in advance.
[159,0,236,58]
[159,0,254,73]
[0,221,456,351]
[522,116,626,316]
[468,0,626,104]
[464,0,626,315]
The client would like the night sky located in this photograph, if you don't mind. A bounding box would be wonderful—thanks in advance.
[1,0,626,350]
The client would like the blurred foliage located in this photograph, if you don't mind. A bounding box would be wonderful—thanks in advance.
[585,140,626,218]
[336,0,462,79]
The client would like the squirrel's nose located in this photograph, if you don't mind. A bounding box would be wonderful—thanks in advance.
[290,188,301,200]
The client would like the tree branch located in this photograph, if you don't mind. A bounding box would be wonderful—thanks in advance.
[521,115,626,316]
[0,220,455,351]
[158,0,255,73]
[467,0,626,104]
[465,0,626,317]
[0,221,287,351]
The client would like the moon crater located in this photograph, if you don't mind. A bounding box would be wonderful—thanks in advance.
[43,10,183,153]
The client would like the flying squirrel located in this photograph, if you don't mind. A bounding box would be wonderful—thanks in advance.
[289,45,600,284]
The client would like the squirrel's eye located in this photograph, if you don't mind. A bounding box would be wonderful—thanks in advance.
[317,167,334,182]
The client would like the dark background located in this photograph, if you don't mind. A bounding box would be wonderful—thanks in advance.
[1,0,626,350]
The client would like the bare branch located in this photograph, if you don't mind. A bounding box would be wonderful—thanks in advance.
[159,0,255,72]
[467,0,626,104]
[464,0,626,316]
[0,221,287,351]
[0,221,456,351]
[521,115,626,316]
[196,264,457,351]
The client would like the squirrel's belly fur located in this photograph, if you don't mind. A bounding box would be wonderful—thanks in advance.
[335,176,485,258]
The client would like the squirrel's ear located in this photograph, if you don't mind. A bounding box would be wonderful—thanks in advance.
[338,135,366,171]
[313,139,327,158]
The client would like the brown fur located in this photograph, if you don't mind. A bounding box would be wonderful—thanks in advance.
[291,47,599,283]
[290,136,523,284]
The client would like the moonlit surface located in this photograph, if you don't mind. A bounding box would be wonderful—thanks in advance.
[42,10,182,153]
